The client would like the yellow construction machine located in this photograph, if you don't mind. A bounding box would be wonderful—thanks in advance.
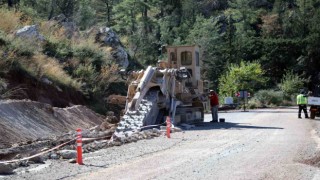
[115,45,210,133]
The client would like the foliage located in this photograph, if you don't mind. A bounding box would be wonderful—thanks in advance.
[19,54,80,88]
[249,89,284,108]
[75,0,96,30]
[43,38,73,61]
[186,16,225,87]
[278,70,309,97]
[9,37,41,57]
[0,8,21,33]
[1,0,320,112]
[219,61,267,97]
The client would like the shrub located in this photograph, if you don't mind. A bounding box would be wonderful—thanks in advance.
[251,89,284,107]
[10,37,41,57]
[43,38,73,60]
[18,54,80,89]
[73,63,97,82]
[0,30,8,46]
[72,40,111,71]
[0,9,21,33]
[219,61,267,97]
[278,70,309,98]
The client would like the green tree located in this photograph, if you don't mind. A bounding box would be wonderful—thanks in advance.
[76,0,96,30]
[278,70,309,97]
[186,15,226,87]
[219,61,267,97]
[94,0,118,26]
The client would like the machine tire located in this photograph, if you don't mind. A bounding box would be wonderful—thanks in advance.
[310,111,316,119]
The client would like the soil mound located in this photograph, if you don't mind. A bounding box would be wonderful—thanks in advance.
[0,100,105,148]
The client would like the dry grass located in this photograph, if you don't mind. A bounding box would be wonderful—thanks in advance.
[72,37,101,52]
[97,64,119,86]
[0,9,21,33]
[19,54,80,89]
[39,21,68,42]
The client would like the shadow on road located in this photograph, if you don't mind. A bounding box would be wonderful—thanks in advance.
[184,122,284,131]
[217,110,296,114]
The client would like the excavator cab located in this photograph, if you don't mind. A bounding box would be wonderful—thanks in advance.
[164,45,209,124]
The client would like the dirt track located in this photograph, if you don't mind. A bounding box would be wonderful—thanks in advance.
[3,108,320,180]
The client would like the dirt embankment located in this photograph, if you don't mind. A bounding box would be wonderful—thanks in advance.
[0,99,105,149]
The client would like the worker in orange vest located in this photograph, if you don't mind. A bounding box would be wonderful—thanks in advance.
[209,90,219,123]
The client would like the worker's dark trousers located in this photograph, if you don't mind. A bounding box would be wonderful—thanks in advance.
[211,105,218,121]
[298,104,309,118]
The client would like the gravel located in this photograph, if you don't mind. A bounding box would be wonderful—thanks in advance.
[2,108,320,180]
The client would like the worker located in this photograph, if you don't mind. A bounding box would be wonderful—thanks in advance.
[297,89,309,119]
[209,90,219,122]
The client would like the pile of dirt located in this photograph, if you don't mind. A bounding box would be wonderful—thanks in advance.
[0,99,105,149]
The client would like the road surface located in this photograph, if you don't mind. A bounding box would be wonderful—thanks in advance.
[5,108,320,180]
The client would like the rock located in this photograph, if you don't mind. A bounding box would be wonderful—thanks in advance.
[68,159,76,163]
[172,127,182,133]
[152,128,161,134]
[41,77,52,85]
[106,116,120,124]
[19,160,29,167]
[16,25,45,41]
[113,141,122,146]
[95,27,129,68]
[52,14,66,22]
[100,122,111,131]
[81,129,90,138]
[29,155,45,164]
[50,14,79,38]
[58,150,77,159]
[0,163,14,175]
[50,153,59,160]
[107,111,114,116]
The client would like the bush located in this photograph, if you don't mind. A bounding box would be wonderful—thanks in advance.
[72,40,111,71]
[0,9,21,33]
[278,70,309,98]
[219,61,267,97]
[17,54,80,89]
[43,39,73,61]
[0,30,8,46]
[10,37,40,57]
[249,89,284,107]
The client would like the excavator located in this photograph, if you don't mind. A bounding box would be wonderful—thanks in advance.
[114,45,210,134]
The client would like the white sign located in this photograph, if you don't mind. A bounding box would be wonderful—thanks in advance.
[308,97,320,106]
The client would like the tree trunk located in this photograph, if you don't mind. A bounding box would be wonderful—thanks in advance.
[48,0,56,20]
[7,0,13,8]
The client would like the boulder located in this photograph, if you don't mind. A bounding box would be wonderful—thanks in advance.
[100,122,111,131]
[68,159,76,163]
[0,163,14,175]
[29,155,45,164]
[57,150,77,159]
[16,25,45,41]
[50,14,79,38]
[95,27,129,68]
[50,153,59,159]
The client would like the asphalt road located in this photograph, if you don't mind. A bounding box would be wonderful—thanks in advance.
[4,108,320,180]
